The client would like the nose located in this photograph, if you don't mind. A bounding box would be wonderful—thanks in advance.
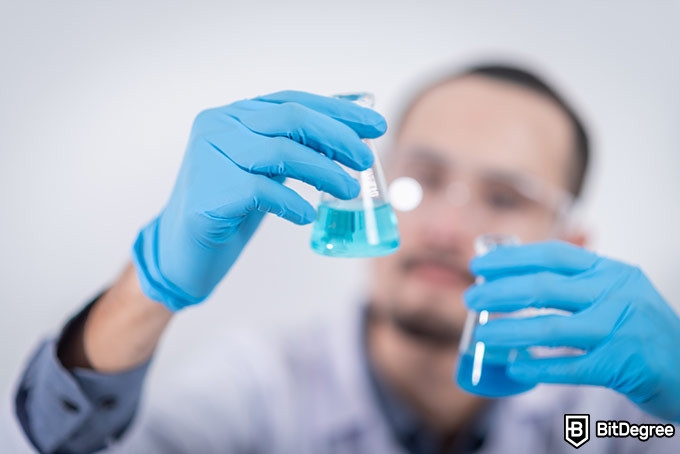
[446,181,471,208]
[420,191,480,250]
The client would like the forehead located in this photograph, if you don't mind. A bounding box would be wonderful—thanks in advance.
[394,75,574,187]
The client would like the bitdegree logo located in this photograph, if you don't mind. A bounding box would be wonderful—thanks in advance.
[596,420,675,442]
[564,415,590,448]
[564,414,676,448]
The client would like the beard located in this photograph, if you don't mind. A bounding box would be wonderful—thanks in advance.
[369,244,475,349]
[369,297,464,350]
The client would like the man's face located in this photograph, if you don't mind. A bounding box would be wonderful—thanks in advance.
[370,75,576,347]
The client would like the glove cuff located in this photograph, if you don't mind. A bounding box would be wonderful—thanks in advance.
[131,218,203,312]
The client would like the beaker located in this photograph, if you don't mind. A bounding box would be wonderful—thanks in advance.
[456,233,536,397]
[310,93,400,258]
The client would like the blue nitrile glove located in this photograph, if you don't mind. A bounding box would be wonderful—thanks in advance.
[464,240,680,422]
[132,91,386,311]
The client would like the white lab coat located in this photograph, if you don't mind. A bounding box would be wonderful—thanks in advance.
[3,302,679,453]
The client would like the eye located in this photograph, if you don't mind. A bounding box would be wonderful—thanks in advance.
[485,189,526,210]
[409,170,445,190]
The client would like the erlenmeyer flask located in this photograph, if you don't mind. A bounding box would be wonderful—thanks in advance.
[456,234,536,397]
[310,93,400,257]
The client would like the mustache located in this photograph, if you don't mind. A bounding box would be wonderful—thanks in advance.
[400,250,475,282]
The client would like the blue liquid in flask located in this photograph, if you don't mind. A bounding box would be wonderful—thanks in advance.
[456,345,535,397]
[310,201,400,257]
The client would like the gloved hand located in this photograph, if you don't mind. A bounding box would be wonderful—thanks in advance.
[132,91,386,311]
[464,240,680,422]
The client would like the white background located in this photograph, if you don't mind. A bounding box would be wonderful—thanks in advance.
[1,0,679,395]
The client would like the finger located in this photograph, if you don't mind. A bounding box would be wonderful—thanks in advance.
[474,312,607,351]
[254,90,387,139]
[223,100,375,171]
[251,177,317,224]
[208,176,317,225]
[464,271,597,313]
[470,241,600,279]
[507,354,610,388]
[206,132,361,200]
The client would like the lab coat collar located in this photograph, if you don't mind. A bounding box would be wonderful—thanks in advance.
[308,301,400,451]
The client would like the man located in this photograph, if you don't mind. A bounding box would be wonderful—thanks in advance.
[3,64,680,453]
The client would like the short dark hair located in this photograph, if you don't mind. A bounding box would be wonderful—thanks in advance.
[396,63,591,198]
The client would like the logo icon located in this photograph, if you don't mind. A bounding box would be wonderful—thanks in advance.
[564,414,590,448]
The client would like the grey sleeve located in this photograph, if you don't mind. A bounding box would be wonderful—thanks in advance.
[14,303,150,453]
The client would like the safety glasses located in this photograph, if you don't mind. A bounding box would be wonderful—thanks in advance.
[386,146,575,233]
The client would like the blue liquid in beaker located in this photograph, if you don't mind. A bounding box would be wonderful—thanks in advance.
[310,202,400,257]
[456,348,535,398]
